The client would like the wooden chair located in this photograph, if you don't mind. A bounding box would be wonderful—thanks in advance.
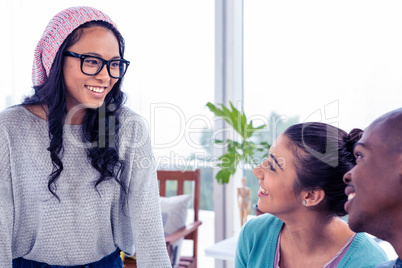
[158,169,202,268]
[123,169,202,268]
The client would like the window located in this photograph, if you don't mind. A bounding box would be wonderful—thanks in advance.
[244,1,402,134]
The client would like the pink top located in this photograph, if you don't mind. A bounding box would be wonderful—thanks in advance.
[274,231,356,268]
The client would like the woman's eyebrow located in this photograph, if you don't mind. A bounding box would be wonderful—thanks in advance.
[270,153,283,170]
[82,52,121,59]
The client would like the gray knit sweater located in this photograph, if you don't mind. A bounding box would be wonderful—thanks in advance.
[0,105,171,267]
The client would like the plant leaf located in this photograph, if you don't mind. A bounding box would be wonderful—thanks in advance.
[206,101,271,184]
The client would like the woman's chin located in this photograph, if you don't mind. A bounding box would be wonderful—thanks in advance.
[257,201,268,213]
[85,102,105,109]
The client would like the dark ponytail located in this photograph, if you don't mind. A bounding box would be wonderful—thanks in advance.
[342,128,363,163]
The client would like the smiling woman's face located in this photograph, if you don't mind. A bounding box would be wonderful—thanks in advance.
[253,134,301,216]
[63,26,120,111]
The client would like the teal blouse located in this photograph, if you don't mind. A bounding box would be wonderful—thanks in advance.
[235,214,388,268]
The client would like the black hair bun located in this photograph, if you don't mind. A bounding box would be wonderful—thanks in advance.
[343,128,363,156]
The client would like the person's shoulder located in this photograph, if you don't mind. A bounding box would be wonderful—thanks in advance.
[341,233,388,267]
[375,259,398,268]
[245,213,280,225]
[118,106,147,128]
[237,213,282,259]
[118,105,138,118]
[242,213,283,235]
[0,105,28,126]
[354,233,387,254]
[0,105,23,118]
[117,106,151,148]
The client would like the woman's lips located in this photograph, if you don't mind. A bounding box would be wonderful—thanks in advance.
[258,186,269,197]
[259,186,268,195]
[86,85,106,93]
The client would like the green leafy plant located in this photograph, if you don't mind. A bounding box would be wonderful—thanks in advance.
[206,101,270,184]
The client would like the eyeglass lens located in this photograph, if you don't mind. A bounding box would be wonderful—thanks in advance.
[82,57,128,78]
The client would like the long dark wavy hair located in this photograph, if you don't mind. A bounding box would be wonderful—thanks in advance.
[284,123,362,216]
[23,21,127,200]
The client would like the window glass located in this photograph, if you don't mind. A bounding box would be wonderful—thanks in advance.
[244,0,402,211]
[244,1,402,132]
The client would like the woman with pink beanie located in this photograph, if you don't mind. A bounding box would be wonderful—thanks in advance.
[0,6,171,268]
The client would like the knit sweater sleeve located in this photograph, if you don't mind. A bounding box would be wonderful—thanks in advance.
[119,109,171,268]
[0,124,13,267]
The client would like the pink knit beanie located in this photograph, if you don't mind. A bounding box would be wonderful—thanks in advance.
[32,6,118,86]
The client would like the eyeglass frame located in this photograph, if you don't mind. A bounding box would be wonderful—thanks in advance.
[63,51,130,79]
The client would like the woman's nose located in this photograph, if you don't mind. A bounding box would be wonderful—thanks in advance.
[253,165,263,179]
[95,65,110,80]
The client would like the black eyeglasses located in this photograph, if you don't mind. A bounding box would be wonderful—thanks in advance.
[64,51,130,79]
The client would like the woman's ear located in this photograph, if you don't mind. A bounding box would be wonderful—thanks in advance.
[301,189,325,207]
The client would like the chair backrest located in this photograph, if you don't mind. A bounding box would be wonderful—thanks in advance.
[122,170,201,268]
[157,169,201,222]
